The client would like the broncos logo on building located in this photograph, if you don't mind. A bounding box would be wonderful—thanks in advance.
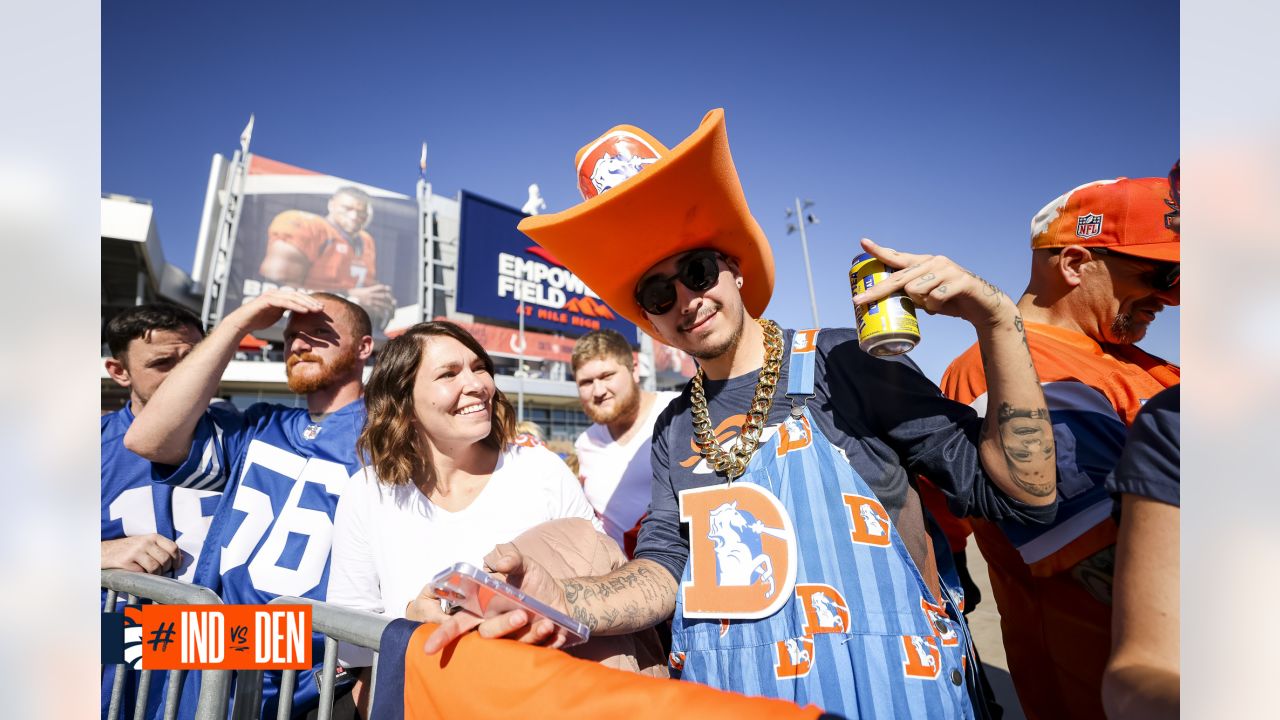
[680,484,797,619]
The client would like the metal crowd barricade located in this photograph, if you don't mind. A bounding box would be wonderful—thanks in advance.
[227,596,392,720]
[101,569,233,720]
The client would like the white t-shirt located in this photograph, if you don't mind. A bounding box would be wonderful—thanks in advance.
[326,443,600,626]
[574,391,680,548]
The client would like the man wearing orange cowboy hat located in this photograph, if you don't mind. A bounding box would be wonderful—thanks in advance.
[427,109,1059,718]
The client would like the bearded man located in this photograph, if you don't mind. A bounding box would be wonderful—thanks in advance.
[572,329,679,557]
[425,109,1059,719]
[126,290,373,718]
[928,169,1181,720]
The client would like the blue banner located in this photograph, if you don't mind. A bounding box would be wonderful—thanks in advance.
[456,191,636,337]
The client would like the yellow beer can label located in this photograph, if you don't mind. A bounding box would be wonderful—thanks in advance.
[850,253,920,355]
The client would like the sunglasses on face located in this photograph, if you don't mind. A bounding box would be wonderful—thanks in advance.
[634,250,724,316]
[1165,161,1180,230]
[1088,246,1180,292]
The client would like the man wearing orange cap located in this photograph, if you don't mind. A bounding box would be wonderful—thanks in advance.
[428,109,1059,718]
[933,167,1180,719]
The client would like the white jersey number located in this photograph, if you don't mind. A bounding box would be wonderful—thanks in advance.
[220,440,350,597]
[107,485,218,583]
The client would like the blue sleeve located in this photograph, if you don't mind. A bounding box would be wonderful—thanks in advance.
[152,403,248,492]
[633,397,691,582]
[1106,385,1180,508]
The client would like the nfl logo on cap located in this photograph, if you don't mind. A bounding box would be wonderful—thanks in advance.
[1076,213,1103,239]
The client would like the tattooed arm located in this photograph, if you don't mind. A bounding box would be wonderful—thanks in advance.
[560,559,679,635]
[423,552,677,654]
[853,238,1056,506]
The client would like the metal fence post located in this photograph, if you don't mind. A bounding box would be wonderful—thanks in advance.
[101,570,232,720]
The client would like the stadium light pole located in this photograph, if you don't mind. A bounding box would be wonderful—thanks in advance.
[512,184,546,421]
[786,198,821,328]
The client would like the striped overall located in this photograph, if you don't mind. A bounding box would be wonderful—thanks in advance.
[670,330,981,718]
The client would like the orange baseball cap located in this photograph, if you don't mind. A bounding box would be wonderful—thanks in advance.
[517,109,775,334]
[1029,176,1180,262]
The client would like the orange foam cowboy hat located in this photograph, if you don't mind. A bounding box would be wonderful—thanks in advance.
[517,109,775,334]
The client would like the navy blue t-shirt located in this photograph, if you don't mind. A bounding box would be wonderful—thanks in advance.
[1106,384,1180,508]
[635,327,1057,583]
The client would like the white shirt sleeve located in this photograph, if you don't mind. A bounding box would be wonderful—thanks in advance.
[326,467,381,667]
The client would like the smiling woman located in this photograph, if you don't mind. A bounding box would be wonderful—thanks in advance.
[326,321,607,641]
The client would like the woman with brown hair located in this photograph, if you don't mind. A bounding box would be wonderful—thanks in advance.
[326,320,601,627]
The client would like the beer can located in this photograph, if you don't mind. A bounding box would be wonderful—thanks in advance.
[849,252,921,356]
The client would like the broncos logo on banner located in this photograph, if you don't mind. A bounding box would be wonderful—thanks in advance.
[842,494,892,547]
[680,484,797,619]
[902,635,942,680]
[773,636,814,679]
[920,597,960,647]
[796,583,851,635]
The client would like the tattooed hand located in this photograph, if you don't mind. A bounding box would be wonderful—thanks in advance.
[851,237,1015,329]
[423,544,572,655]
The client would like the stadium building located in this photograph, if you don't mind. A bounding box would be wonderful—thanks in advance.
[101,151,694,453]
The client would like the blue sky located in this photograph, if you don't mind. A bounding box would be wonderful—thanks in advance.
[103,0,1179,382]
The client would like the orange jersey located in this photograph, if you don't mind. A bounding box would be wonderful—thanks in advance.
[265,210,377,291]
[936,321,1178,720]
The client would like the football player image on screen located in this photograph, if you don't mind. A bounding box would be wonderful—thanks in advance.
[258,186,397,329]
[125,289,373,718]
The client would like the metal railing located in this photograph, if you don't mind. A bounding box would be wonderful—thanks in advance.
[227,596,392,720]
[101,569,233,720]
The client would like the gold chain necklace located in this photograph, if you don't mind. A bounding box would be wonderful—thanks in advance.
[689,318,784,481]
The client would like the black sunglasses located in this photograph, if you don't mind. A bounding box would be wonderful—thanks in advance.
[634,250,724,316]
[1088,246,1180,292]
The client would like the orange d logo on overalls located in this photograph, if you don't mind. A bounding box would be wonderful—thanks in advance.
[796,583,851,635]
[773,636,814,679]
[776,414,814,457]
[901,635,942,680]
[842,494,892,547]
[680,484,797,619]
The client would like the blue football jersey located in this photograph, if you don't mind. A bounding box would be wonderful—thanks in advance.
[102,404,228,582]
[154,398,366,718]
[101,403,234,720]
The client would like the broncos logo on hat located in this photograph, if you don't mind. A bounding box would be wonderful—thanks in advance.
[576,130,662,200]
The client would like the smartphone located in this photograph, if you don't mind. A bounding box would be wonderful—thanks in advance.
[428,562,591,648]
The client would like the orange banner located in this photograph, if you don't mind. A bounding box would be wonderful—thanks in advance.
[134,604,312,670]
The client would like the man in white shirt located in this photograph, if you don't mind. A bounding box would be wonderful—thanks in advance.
[572,329,679,556]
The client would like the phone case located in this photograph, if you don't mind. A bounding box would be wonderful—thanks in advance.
[429,562,591,648]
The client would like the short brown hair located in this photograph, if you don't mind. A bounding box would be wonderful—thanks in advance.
[357,321,516,487]
[571,329,634,375]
